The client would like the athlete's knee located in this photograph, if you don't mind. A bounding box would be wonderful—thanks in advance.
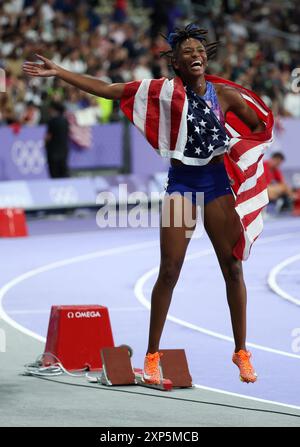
[158,257,182,288]
[223,257,243,283]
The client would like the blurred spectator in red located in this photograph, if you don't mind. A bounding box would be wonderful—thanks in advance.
[21,100,41,125]
[264,152,294,211]
[113,0,128,23]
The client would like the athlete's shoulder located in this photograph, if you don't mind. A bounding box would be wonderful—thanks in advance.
[214,83,244,109]
[214,83,239,96]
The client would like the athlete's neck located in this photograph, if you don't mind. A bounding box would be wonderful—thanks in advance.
[184,75,206,96]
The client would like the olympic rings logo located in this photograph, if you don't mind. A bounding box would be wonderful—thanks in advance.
[49,186,79,204]
[11,140,46,175]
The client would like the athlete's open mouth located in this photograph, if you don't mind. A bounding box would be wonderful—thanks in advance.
[190,60,203,68]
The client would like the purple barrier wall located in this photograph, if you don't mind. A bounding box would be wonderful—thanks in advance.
[69,123,123,169]
[269,118,300,168]
[130,118,300,174]
[130,125,169,175]
[0,174,164,210]
[0,177,96,209]
[0,118,299,182]
[0,126,47,180]
[0,123,123,181]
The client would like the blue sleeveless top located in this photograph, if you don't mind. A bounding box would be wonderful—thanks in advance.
[183,81,230,164]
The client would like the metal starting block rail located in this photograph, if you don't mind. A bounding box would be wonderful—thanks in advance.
[98,347,193,392]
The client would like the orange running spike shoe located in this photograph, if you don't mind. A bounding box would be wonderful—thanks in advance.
[143,352,163,385]
[232,350,257,383]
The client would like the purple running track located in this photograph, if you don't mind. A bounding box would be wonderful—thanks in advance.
[1,215,300,408]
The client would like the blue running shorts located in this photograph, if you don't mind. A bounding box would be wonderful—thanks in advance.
[165,162,233,206]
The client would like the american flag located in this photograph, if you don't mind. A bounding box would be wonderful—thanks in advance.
[183,82,230,163]
[120,75,274,261]
[66,112,92,149]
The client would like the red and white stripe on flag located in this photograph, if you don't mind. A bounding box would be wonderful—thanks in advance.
[66,112,92,149]
[120,77,188,155]
[206,75,274,260]
[120,75,274,261]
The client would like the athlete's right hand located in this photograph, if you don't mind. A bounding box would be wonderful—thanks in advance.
[23,54,59,77]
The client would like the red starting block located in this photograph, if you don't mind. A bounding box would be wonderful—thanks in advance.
[134,349,192,390]
[98,347,192,392]
[134,369,173,391]
[159,349,193,388]
[100,346,136,386]
[0,208,28,237]
[43,305,114,371]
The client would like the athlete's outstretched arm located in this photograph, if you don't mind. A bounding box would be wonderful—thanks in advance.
[23,54,125,100]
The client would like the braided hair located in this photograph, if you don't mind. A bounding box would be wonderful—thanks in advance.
[160,23,219,74]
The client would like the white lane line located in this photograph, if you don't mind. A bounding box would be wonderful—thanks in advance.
[8,309,50,315]
[194,384,300,411]
[1,232,299,344]
[0,240,157,343]
[134,254,300,360]
[134,233,300,360]
[7,306,145,316]
[1,230,300,411]
[268,254,300,306]
[256,232,300,245]
[134,232,300,410]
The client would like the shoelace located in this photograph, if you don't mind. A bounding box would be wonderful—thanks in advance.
[145,352,163,374]
[238,351,254,375]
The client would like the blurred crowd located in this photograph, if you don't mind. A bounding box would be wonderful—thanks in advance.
[1,0,300,128]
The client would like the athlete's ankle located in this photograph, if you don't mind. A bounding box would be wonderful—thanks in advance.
[234,346,247,353]
[146,347,159,355]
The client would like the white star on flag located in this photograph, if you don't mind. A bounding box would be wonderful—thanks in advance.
[223,135,230,146]
[187,113,195,122]
[199,119,206,127]
[195,147,201,155]
[192,101,198,108]
[203,106,210,114]
[208,144,214,152]
[194,125,200,134]
[188,135,194,144]
[212,133,219,141]
[212,126,219,132]
[200,128,206,134]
